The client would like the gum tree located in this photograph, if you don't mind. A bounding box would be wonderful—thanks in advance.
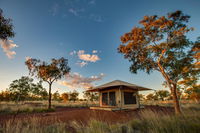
[0,8,15,40]
[25,57,70,109]
[118,10,199,114]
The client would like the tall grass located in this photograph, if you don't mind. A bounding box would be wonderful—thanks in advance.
[1,117,69,133]
[1,108,200,133]
[0,102,199,133]
[0,101,98,114]
[128,109,200,133]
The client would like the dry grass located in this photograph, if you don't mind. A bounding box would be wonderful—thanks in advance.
[0,103,199,133]
[0,101,98,114]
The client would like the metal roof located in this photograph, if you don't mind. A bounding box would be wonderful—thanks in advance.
[86,80,152,92]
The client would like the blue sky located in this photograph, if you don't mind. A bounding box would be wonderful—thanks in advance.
[0,0,200,97]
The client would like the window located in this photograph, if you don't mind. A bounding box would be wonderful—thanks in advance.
[102,92,108,105]
[101,91,116,106]
[124,92,136,104]
[109,92,116,106]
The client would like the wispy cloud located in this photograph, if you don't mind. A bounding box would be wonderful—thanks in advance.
[76,61,88,67]
[68,8,85,17]
[50,3,59,16]
[89,14,104,22]
[58,72,105,89]
[0,40,18,59]
[50,0,105,22]
[88,0,96,5]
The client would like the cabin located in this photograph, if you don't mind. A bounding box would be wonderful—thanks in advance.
[86,80,152,111]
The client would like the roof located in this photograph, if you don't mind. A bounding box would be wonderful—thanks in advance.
[87,80,152,92]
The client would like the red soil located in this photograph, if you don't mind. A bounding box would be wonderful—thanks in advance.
[0,105,174,125]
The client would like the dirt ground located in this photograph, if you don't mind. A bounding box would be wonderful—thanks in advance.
[0,105,174,125]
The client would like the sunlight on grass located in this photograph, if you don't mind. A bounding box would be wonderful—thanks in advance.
[0,104,199,133]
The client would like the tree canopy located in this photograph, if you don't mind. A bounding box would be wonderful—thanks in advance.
[118,10,199,114]
[25,57,71,109]
[7,76,47,101]
[0,9,15,40]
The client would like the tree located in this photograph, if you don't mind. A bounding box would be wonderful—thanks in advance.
[155,90,170,101]
[146,93,155,101]
[52,91,61,101]
[185,85,200,103]
[29,80,48,100]
[25,57,70,109]
[138,94,145,101]
[118,10,199,114]
[69,90,79,102]
[0,91,12,101]
[83,91,99,102]
[61,93,69,103]
[0,9,15,40]
[7,76,45,101]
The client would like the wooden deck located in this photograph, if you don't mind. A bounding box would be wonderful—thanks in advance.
[89,106,144,111]
[90,106,122,111]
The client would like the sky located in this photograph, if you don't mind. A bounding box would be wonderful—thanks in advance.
[0,0,200,98]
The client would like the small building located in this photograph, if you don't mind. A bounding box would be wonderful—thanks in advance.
[86,80,151,111]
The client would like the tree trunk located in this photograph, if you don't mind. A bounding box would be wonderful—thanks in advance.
[171,84,182,114]
[48,83,52,109]
[157,62,182,114]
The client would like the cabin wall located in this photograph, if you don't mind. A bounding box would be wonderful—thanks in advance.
[120,88,139,109]
[99,88,120,107]
[99,86,140,109]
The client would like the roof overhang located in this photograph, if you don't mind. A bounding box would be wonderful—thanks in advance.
[86,81,152,92]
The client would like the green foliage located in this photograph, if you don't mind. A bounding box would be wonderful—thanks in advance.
[7,76,47,101]
[25,57,71,109]
[52,91,61,101]
[118,10,200,114]
[0,9,15,40]
[118,10,195,77]
[25,57,70,83]
[155,90,170,101]
[83,91,99,102]
[69,90,79,102]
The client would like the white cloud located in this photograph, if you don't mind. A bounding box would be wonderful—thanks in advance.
[92,50,98,53]
[76,61,88,67]
[0,40,18,59]
[77,50,100,62]
[58,72,105,89]
[69,50,76,56]
[70,50,100,67]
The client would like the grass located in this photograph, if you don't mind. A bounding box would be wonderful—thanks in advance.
[0,101,199,133]
[0,101,97,114]
[0,101,54,114]
[0,103,200,133]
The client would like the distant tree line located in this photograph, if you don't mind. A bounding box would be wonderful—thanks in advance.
[0,76,99,103]
[139,89,200,103]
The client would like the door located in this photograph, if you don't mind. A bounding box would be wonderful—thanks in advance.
[102,92,108,105]
[109,92,116,106]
